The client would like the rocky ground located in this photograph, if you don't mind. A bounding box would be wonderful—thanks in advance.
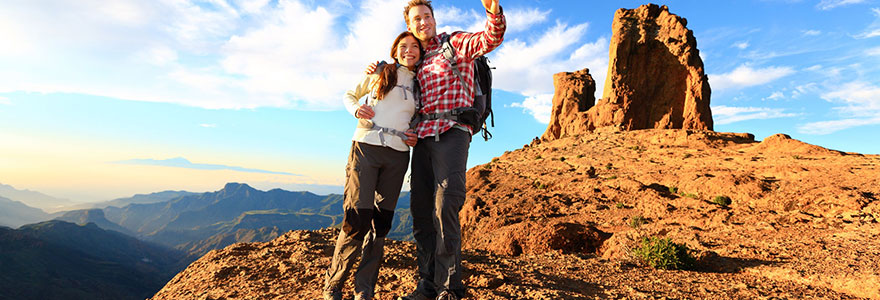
[152,129,879,300]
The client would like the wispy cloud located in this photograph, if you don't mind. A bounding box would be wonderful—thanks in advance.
[732,41,750,49]
[712,105,800,125]
[199,123,217,128]
[856,8,880,38]
[709,64,795,91]
[510,94,554,123]
[115,157,300,176]
[798,118,880,134]
[0,96,10,105]
[764,91,785,100]
[817,0,866,10]
[802,29,822,36]
[797,81,880,134]
[868,47,880,56]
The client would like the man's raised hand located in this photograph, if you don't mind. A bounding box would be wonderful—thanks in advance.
[481,0,500,14]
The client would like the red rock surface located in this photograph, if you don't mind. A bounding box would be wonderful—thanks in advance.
[152,129,879,300]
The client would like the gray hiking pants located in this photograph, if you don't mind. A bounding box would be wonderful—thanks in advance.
[324,141,409,299]
[410,129,470,298]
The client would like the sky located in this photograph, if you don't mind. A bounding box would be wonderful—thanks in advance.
[1,0,879,203]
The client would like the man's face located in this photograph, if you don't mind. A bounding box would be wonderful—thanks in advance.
[406,5,436,42]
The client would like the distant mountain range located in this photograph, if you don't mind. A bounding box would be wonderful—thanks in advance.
[0,183,73,213]
[0,196,49,228]
[0,182,415,298]
[0,220,186,300]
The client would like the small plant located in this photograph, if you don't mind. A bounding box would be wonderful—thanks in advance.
[491,157,500,163]
[669,186,679,194]
[615,203,625,209]
[682,153,693,159]
[535,155,543,160]
[559,156,566,162]
[533,181,547,189]
[482,163,492,169]
[629,215,647,228]
[605,163,613,170]
[633,236,695,270]
[577,154,584,159]
[682,193,698,199]
[607,175,618,180]
[792,155,802,160]
[712,195,732,206]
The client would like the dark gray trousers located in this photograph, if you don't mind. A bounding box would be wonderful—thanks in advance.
[410,129,470,298]
[324,142,409,299]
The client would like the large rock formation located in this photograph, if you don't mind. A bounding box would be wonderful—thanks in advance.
[542,69,597,140]
[544,4,713,140]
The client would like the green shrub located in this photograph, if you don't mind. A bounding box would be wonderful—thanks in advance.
[616,203,625,209]
[607,175,618,180]
[682,193,698,199]
[712,195,732,206]
[633,236,695,270]
[669,186,679,194]
[629,215,647,228]
[605,163,613,170]
[535,155,542,160]
[577,154,584,158]
[682,153,693,159]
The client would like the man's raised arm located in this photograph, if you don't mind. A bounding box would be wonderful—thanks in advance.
[450,0,506,60]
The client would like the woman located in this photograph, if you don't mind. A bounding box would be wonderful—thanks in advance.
[323,31,423,300]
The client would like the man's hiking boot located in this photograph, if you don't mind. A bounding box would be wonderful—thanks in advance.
[436,291,459,300]
[397,290,433,300]
[322,289,342,300]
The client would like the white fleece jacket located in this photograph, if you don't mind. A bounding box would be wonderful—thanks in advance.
[343,64,417,152]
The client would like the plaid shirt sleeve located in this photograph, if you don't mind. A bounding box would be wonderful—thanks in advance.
[415,9,507,139]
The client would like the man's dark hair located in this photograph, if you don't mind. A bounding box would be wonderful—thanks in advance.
[403,0,434,24]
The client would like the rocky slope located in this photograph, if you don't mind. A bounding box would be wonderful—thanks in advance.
[152,129,879,300]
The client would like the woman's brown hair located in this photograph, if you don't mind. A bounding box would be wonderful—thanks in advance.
[374,31,423,100]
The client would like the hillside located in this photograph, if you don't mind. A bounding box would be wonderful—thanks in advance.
[0,221,186,300]
[151,129,878,299]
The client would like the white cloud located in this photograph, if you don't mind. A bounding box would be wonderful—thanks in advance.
[712,105,799,125]
[494,20,608,123]
[791,82,819,98]
[821,81,880,117]
[797,81,880,134]
[868,47,880,56]
[856,8,880,38]
[505,7,551,33]
[765,91,785,100]
[200,123,217,128]
[510,93,553,123]
[709,65,795,91]
[802,29,822,36]
[817,0,866,10]
[732,41,750,49]
[0,96,10,105]
[798,118,880,134]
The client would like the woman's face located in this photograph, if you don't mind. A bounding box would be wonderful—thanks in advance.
[395,35,421,68]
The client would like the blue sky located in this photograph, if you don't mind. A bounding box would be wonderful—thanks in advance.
[1,0,878,202]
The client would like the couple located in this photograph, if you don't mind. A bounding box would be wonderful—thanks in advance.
[324,0,506,300]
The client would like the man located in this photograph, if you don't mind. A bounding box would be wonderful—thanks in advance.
[399,1,505,300]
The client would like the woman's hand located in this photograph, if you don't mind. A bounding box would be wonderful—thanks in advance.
[364,61,380,74]
[355,105,375,119]
[404,129,418,147]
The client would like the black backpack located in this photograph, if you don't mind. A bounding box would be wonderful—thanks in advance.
[425,33,495,141]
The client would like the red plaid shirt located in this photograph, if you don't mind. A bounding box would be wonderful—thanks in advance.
[415,10,506,139]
